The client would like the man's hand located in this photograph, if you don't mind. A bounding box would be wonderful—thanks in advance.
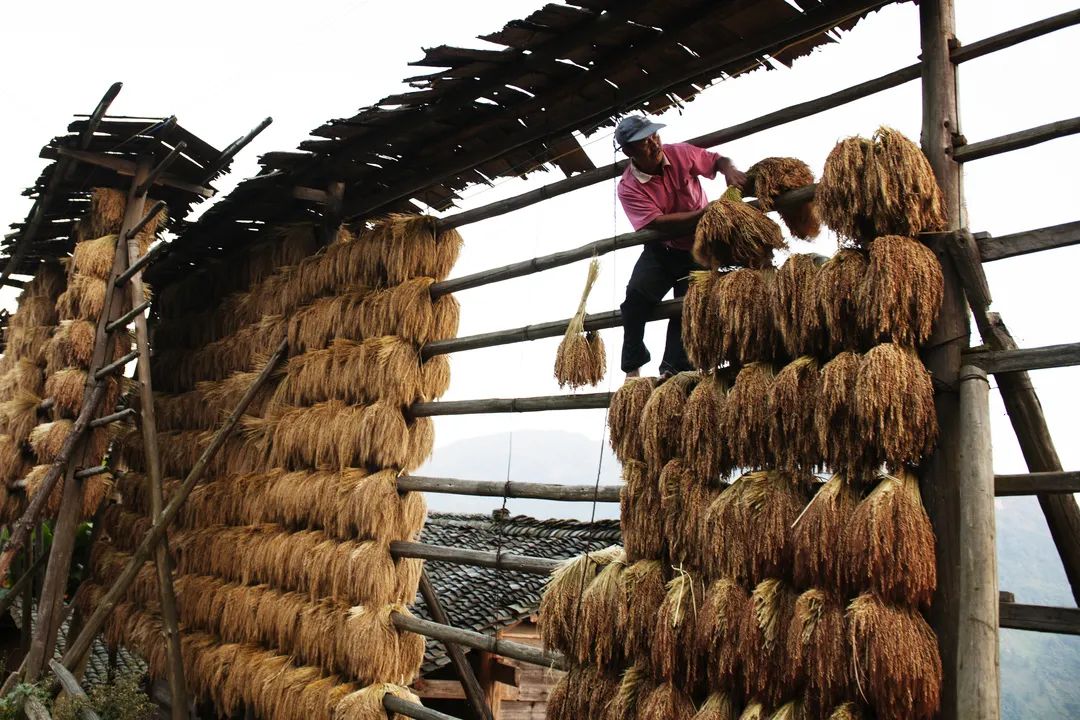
[717,156,747,190]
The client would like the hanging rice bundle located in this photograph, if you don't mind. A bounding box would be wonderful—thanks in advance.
[739,471,809,586]
[621,560,668,661]
[0,388,44,445]
[681,373,731,483]
[741,578,799,706]
[847,593,942,720]
[29,420,74,463]
[548,665,619,719]
[44,368,90,418]
[769,357,822,473]
[826,703,871,720]
[695,578,749,692]
[71,234,119,280]
[817,128,946,245]
[621,459,663,561]
[641,371,700,470]
[20,262,66,303]
[0,435,30,485]
[405,416,435,471]
[660,459,715,572]
[716,268,779,364]
[575,551,627,667]
[738,701,768,720]
[24,464,112,518]
[692,692,739,720]
[554,258,606,389]
[682,270,724,371]
[723,363,776,470]
[342,604,425,684]
[420,355,452,401]
[538,545,623,655]
[55,275,108,323]
[858,235,943,347]
[854,343,937,468]
[334,683,420,720]
[653,570,706,687]
[5,326,55,368]
[603,664,655,720]
[87,187,127,237]
[817,250,869,354]
[8,296,58,332]
[815,352,866,476]
[638,682,698,720]
[792,474,860,591]
[774,254,824,357]
[845,471,936,608]
[0,358,45,399]
[701,477,748,581]
[746,157,820,240]
[694,187,787,270]
[367,213,463,285]
[787,589,850,712]
[608,377,656,463]
[45,319,124,375]
[770,700,808,720]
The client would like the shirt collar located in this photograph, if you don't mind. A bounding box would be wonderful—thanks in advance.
[629,153,670,183]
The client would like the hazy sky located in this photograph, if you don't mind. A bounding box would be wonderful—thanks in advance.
[1,2,1078,543]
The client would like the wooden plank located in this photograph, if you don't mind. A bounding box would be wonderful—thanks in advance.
[978,221,1080,262]
[49,147,215,198]
[964,342,1080,374]
[391,614,567,671]
[397,475,620,502]
[953,117,1080,162]
[999,603,1080,636]
[411,679,468,700]
[391,541,562,576]
[412,392,612,417]
[995,471,1080,497]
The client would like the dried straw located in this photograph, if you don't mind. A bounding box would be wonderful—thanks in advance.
[0,388,44,444]
[621,560,668,661]
[71,235,119,280]
[575,550,627,667]
[787,589,850,712]
[681,373,731,483]
[8,296,58,332]
[845,471,936,608]
[620,459,663,561]
[0,434,30,485]
[538,545,624,655]
[694,187,787,270]
[769,357,822,473]
[88,188,127,236]
[641,371,700,469]
[740,471,809,586]
[792,474,860,592]
[723,363,776,470]
[696,578,749,692]
[660,459,716,572]
[741,578,799,706]
[554,258,607,389]
[817,249,869,354]
[334,684,421,720]
[716,268,779,364]
[638,682,698,720]
[774,254,824,357]
[653,570,706,687]
[858,235,943,347]
[692,692,739,720]
[826,702,871,720]
[854,343,937,468]
[815,352,866,476]
[738,701,768,720]
[682,270,725,371]
[4,326,55,368]
[847,593,942,720]
[29,420,74,463]
[0,359,45,400]
[603,664,656,720]
[55,275,108,323]
[608,376,656,463]
[746,157,820,240]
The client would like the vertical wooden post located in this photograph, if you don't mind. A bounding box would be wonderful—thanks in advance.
[957,365,999,719]
[919,1,969,718]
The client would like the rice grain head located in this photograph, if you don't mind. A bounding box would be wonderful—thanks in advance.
[620,459,663,561]
[682,270,724,371]
[774,254,824,357]
[638,682,697,720]
[603,664,655,720]
[88,188,127,236]
[641,371,700,469]
[826,702,871,720]
[746,157,820,240]
[692,692,739,720]
[0,388,44,444]
[575,550,627,667]
[787,589,850,711]
[681,373,731,483]
[608,377,656,463]
[660,459,716,572]
[29,420,73,463]
[792,474,860,592]
[741,578,799,706]
[716,268,779,364]
[768,356,822,473]
[858,235,943,347]
[538,545,624,655]
[653,570,706,687]
[737,701,768,720]
[621,560,667,662]
[817,249,869,354]
[333,683,421,720]
[739,471,810,586]
[723,363,776,470]
[71,235,119,280]
[695,578,749,692]
[555,258,606,389]
[815,352,866,477]
[694,190,787,270]
[854,343,937,468]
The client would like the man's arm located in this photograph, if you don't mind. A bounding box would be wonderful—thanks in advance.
[643,208,705,231]
[715,155,747,188]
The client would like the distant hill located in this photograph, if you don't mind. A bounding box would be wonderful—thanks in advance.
[418,431,1080,718]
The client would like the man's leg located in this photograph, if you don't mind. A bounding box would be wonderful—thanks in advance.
[621,245,675,375]
[658,250,701,375]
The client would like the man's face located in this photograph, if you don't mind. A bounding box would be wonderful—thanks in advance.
[623,132,663,170]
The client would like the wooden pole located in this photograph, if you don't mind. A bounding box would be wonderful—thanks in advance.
[978,221,1080,262]
[397,475,620,502]
[59,337,289,672]
[995,471,1080,497]
[919,2,969,718]
[953,116,1080,162]
[962,342,1080,374]
[390,541,562,575]
[390,613,567,671]
[412,392,612,417]
[125,163,190,720]
[382,697,464,720]
[956,365,999,720]
[418,571,495,720]
[48,661,102,720]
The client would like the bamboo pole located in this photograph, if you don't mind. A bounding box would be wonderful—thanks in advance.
[956,365,999,719]
[390,613,566,671]
[995,471,1080,497]
[0,549,49,623]
[59,337,289,672]
[953,117,1080,162]
[390,541,562,575]
[397,475,621,502]
[382,697,464,720]
[412,392,612,417]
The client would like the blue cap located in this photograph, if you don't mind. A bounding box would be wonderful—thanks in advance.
[615,115,666,148]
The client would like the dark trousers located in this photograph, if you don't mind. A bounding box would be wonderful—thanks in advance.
[620,243,699,374]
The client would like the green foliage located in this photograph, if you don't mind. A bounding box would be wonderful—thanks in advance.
[53,672,156,720]
[0,682,51,720]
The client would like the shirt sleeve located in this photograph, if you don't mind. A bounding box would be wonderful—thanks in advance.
[673,142,721,180]
[618,180,663,231]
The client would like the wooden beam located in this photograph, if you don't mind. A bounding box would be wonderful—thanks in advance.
[48,661,102,720]
[411,679,467,700]
[390,613,567,671]
[995,471,1080,497]
[199,116,273,184]
[953,117,1080,162]
[390,541,562,576]
[135,141,188,196]
[50,147,215,198]
[124,201,167,240]
[951,8,1080,64]
[412,392,611,417]
[964,342,1080,374]
[999,603,1080,636]
[397,475,620,502]
[978,221,1080,262]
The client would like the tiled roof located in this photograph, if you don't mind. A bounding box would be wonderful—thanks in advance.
[414,511,621,676]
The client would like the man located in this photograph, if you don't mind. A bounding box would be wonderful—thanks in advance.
[615,115,746,378]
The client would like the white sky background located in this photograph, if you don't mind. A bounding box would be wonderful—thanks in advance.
[0,3,1077,509]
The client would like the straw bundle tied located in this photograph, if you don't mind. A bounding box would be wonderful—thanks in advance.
[71,234,119,280]
[696,578,749,692]
[25,464,112,519]
[654,571,706,687]
[18,262,66,303]
[360,213,463,284]
[746,157,821,240]
[717,268,780,364]
[845,471,936,608]
[335,684,421,720]
[87,187,127,237]
[639,682,698,720]
[847,593,942,720]
[742,578,799,706]
[694,186,787,270]
[858,235,943,347]
[774,254,824,357]
[4,326,55,368]
[0,358,45,400]
[56,275,109,323]
[45,368,123,420]
[660,459,716,572]
[770,700,808,720]
[769,357,822,473]
[45,319,129,376]
[817,127,946,245]
[575,550,627,667]
[555,258,607,389]
[682,373,731,483]
[620,459,663,561]
[602,664,656,720]
[621,559,667,661]
[740,471,809,585]
[826,702,871,720]
[793,474,860,591]
[787,589,850,712]
[641,370,700,469]
[0,434,31,485]
[538,544,623,655]
[692,692,739,720]
[738,701,768,720]
[682,270,724,371]
[724,363,775,470]
[854,343,937,468]
[817,250,869,354]
[0,388,44,444]
[548,665,620,720]
[702,478,747,581]
[608,376,656,463]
